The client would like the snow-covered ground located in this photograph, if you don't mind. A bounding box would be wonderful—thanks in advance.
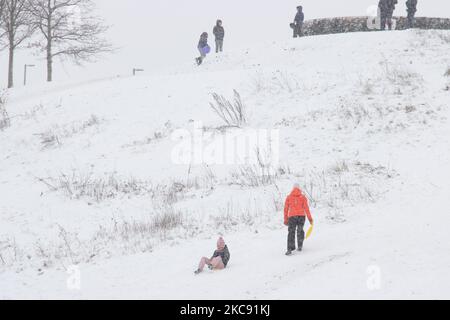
[1,29,450,299]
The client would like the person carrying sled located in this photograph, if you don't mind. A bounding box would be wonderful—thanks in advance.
[195,237,230,274]
[196,32,210,66]
[284,184,313,256]
[406,0,418,28]
[292,6,305,38]
[213,19,225,53]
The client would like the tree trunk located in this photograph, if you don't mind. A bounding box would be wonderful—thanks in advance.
[47,40,53,82]
[46,10,53,82]
[7,43,14,88]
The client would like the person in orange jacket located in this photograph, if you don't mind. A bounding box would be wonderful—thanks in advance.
[284,183,313,256]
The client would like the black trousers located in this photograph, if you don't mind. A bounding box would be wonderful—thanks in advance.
[287,216,306,251]
[380,15,387,30]
[407,14,416,28]
[215,40,223,53]
[293,24,303,37]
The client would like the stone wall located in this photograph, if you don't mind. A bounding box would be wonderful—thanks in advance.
[302,17,450,37]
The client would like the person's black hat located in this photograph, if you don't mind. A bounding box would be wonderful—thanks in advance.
[297,5,303,10]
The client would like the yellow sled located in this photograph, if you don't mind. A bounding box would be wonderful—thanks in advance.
[305,224,314,240]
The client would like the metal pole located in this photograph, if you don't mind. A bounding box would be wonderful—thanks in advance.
[24,64,35,86]
[133,68,144,76]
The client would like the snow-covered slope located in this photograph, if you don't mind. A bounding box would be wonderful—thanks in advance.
[1,29,450,299]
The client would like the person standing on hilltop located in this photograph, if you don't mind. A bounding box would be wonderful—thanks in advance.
[284,184,314,256]
[386,0,398,30]
[378,0,389,30]
[292,6,305,38]
[406,0,418,28]
[213,19,225,53]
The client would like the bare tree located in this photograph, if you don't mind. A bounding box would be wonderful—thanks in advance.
[0,0,34,88]
[28,0,112,82]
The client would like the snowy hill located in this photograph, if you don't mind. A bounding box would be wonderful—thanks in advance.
[1,29,450,299]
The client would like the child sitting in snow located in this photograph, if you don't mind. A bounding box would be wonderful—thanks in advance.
[194,237,230,274]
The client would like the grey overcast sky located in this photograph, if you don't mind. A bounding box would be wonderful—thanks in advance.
[1,0,449,87]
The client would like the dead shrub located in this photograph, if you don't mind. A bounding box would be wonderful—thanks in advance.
[0,92,10,131]
[210,90,246,127]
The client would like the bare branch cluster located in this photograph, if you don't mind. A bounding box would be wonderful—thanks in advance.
[210,90,246,127]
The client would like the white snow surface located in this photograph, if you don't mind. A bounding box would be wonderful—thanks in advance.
[1,29,450,299]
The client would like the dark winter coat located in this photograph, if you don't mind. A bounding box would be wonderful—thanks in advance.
[406,0,418,13]
[213,25,225,41]
[212,245,230,267]
[387,0,398,11]
[294,11,305,25]
[378,0,389,13]
[198,33,208,49]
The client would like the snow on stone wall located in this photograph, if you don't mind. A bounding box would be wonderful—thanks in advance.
[302,17,450,36]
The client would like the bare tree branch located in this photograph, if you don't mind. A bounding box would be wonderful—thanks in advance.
[28,0,113,82]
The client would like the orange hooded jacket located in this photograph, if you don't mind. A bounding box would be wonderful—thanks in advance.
[284,188,313,225]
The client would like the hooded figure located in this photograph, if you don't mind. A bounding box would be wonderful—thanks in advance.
[213,19,225,53]
[406,0,418,28]
[284,184,313,255]
[293,6,305,38]
[196,32,209,65]
[195,237,231,274]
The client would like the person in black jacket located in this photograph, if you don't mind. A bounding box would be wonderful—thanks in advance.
[213,20,225,53]
[293,6,305,38]
[406,0,418,28]
[379,0,389,30]
[386,0,398,30]
[195,237,230,274]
